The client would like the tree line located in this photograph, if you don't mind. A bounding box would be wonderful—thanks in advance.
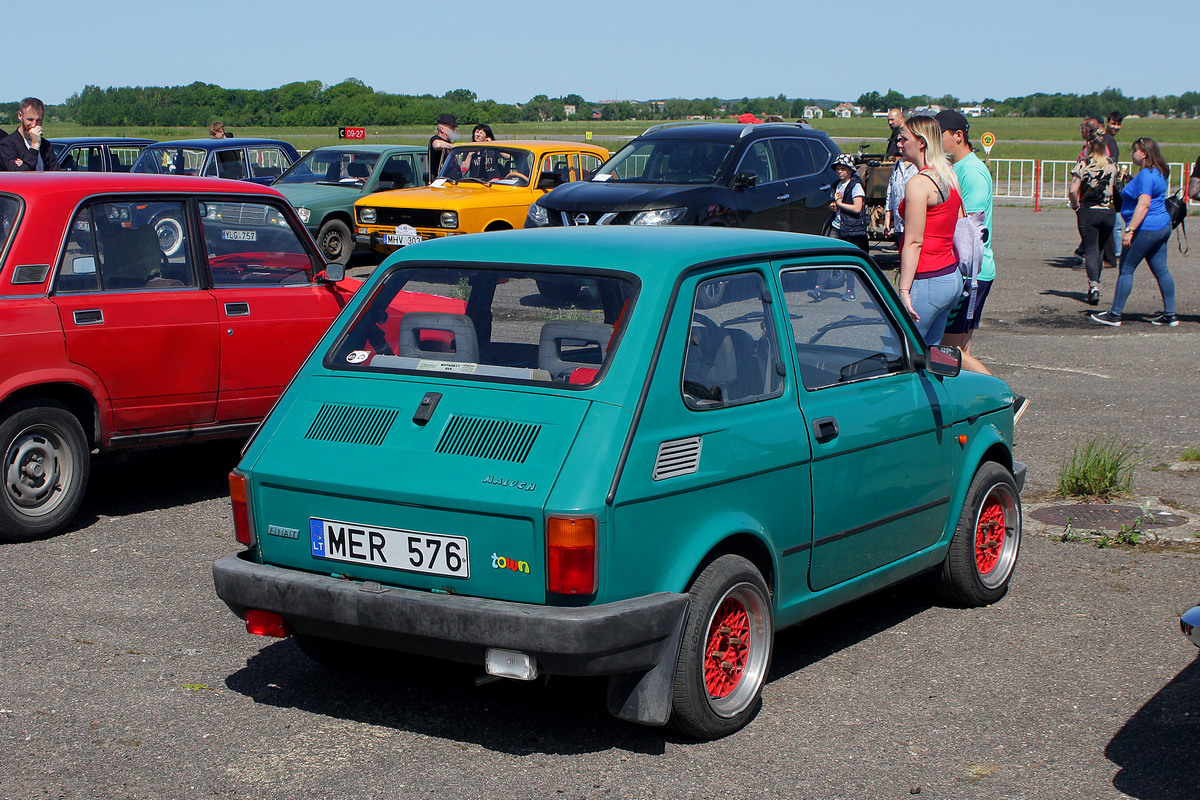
[6,82,1198,127]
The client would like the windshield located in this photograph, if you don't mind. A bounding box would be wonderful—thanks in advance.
[438,146,534,186]
[275,150,381,186]
[132,147,208,176]
[328,266,635,386]
[594,139,734,184]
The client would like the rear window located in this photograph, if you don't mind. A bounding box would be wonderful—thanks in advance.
[327,266,636,386]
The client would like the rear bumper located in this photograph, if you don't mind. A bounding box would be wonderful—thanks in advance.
[213,553,689,676]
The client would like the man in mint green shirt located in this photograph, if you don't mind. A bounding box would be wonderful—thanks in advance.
[936,110,994,376]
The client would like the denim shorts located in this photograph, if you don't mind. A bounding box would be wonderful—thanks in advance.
[910,271,964,345]
[944,279,994,334]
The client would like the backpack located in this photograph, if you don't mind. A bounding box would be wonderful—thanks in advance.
[1166,189,1189,254]
[953,210,988,317]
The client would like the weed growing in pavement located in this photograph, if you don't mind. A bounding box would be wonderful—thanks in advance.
[1059,501,1161,547]
[1056,435,1140,499]
[1059,517,1081,542]
[451,277,472,302]
[1180,446,1200,463]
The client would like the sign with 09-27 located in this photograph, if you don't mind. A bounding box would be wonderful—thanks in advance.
[338,127,366,140]
[309,517,469,578]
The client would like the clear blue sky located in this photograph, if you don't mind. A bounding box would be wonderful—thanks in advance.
[13,0,1194,106]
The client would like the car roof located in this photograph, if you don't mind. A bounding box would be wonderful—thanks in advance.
[0,171,285,199]
[142,138,297,150]
[637,123,827,143]
[386,225,859,279]
[450,140,609,156]
[51,137,157,147]
[303,144,425,155]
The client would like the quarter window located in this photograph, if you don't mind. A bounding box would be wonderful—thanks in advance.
[683,273,783,410]
[780,267,907,390]
[249,147,290,181]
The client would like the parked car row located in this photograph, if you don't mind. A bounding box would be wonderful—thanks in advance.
[5,125,1046,741]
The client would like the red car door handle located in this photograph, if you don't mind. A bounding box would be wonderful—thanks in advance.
[72,309,104,326]
[224,302,250,317]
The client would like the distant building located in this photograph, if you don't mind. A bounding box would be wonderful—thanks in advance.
[563,104,577,117]
[832,102,863,118]
[958,105,994,117]
[803,106,824,119]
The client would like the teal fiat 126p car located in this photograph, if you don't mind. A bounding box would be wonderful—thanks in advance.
[213,226,1024,738]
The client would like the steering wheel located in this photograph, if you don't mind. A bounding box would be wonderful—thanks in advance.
[503,172,529,185]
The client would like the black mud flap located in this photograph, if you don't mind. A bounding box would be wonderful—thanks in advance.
[605,599,690,726]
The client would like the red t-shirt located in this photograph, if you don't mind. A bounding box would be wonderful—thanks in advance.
[899,169,963,275]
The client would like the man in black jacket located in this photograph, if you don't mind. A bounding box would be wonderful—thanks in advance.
[0,98,58,171]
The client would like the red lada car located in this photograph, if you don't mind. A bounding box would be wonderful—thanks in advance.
[0,173,458,543]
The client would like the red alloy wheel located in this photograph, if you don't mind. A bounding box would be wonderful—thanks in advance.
[704,597,750,698]
[975,497,1006,575]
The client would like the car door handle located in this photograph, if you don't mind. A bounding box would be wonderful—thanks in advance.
[819,184,832,192]
[812,416,839,443]
[776,193,790,201]
[72,309,104,326]
[224,302,250,317]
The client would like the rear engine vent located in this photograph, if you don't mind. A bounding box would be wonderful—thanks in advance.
[305,404,399,446]
[435,415,540,463]
[653,437,703,481]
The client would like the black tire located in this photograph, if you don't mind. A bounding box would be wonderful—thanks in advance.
[316,219,353,266]
[937,462,1022,606]
[153,215,185,258]
[669,555,773,738]
[0,401,90,543]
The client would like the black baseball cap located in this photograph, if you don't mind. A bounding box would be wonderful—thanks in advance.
[935,109,970,140]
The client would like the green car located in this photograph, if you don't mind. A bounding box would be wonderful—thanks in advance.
[212,226,1025,738]
[273,144,427,265]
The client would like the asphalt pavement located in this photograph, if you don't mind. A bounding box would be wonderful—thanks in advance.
[2,206,1199,800]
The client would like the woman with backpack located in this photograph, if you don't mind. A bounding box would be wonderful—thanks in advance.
[1091,137,1177,327]
[1069,119,1119,305]
[895,115,964,345]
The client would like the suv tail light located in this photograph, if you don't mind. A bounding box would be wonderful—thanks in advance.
[547,516,596,595]
[229,470,255,546]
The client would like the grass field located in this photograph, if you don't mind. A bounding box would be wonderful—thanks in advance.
[47,117,1200,165]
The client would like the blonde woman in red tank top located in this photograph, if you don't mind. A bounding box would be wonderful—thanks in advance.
[896,115,964,345]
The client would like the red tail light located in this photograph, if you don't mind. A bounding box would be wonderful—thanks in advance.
[245,609,289,638]
[547,516,596,595]
[229,470,255,546]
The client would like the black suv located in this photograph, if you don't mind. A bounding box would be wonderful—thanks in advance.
[525,122,840,234]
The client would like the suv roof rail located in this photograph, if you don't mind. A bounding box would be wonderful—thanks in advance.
[739,121,814,138]
[640,120,718,135]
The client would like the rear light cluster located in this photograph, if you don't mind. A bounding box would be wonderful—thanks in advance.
[245,609,289,638]
[229,470,255,546]
[546,516,596,595]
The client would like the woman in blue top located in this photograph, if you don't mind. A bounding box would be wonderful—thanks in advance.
[1091,137,1176,327]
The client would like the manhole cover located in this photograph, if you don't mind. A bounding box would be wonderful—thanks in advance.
[1031,504,1187,530]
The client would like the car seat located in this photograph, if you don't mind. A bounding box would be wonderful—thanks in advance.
[347,162,370,181]
[537,322,612,381]
[396,312,480,363]
[98,223,170,289]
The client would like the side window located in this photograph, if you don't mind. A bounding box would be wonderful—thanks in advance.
[682,272,783,410]
[109,146,142,172]
[772,138,818,179]
[780,267,906,390]
[56,201,195,292]
[379,155,418,189]
[541,153,573,183]
[62,146,103,172]
[249,147,289,180]
[807,140,833,173]
[579,153,604,180]
[212,149,248,180]
[200,201,315,287]
[737,141,778,184]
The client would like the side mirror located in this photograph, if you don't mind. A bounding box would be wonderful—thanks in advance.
[321,262,346,282]
[919,344,961,377]
[732,171,758,190]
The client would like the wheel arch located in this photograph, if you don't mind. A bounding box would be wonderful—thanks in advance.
[483,220,514,232]
[1,383,99,449]
[683,530,777,603]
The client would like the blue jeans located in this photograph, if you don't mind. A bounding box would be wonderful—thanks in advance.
[910,271,964,345]
[1110,226,1174,317]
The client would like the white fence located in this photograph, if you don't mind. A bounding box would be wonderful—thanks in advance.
[989,158,1195,208]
